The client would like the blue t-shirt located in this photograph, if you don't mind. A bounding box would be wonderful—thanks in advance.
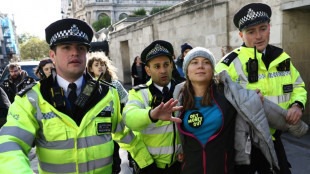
[183,96,223,145]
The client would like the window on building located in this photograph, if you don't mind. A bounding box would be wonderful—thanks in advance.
[98,13,108,20]
[119,13,128,21]
[96,0,104,2]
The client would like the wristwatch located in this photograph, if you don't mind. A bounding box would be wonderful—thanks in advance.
[291,102,304,112]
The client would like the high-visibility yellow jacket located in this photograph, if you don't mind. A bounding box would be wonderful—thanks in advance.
[215,45,307,136]
[0,80,153,174]
[123,80,181,169]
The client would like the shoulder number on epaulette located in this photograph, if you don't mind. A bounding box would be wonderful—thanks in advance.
[221,52,238,66]
[17,82,37,97]
[133,84,148,91]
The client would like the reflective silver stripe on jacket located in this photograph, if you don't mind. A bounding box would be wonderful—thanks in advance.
[78,155,113,173]
[115,120,126,133]
[294,76,304,86]
[114,121,134,144]
[0,126,34,147]
[77,135,112,149]
[141,124,174,135]
[38,155,113,173]
[126,100,145,109]
[0,141,26,154]
[147,144,182,155]
[265,93,291,104]
[27,89,43,120]
[36,134,112,150]
[109,100,114,114]
[140,89,150,108]
[120,131,135,144]
[39,160,76,173]
[232,58,248,88]
[123,89,149,120]
[36,138,75,150]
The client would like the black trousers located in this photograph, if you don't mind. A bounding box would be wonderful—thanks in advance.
[235,131,291,174]
[142,161,181,174]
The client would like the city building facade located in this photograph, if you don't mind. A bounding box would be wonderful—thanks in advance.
[61,0,183,25]
[0,13,19,67]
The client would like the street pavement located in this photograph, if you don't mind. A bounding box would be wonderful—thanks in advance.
[282,131,310,174]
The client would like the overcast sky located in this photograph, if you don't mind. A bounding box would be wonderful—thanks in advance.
[0,0,62,39]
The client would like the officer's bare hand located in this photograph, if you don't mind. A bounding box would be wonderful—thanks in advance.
[150,98,183,123]
[286,105,302,125]
[255,89,264,104]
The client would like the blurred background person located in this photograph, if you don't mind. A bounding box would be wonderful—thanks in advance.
[131,56,148,86]
[0,63,35,103]
[33,58,55,80]
[87,52,128,105]
[87,51,128,174]
[175,43,193,78]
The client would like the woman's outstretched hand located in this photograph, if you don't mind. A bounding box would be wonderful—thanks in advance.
[150,98,183,123]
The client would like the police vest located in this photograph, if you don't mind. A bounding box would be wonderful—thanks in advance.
[123,80,181,169]
[215,46,307,136]
[0,82,152,174]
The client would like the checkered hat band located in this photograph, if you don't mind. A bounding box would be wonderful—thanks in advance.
[239,9,269,28]
[146,44,169,59]
[50,28,89,46]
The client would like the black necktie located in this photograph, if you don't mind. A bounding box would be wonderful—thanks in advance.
[162,86,170,100]
[68,83,77,107]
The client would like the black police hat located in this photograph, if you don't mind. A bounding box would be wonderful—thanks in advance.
[234,3,272,31]
[45,18,94,48]
[141,40,174,64]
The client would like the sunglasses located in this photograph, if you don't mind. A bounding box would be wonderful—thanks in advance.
[40,59,53,66]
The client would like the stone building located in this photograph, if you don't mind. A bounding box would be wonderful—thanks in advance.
[107,0,310,123]
[61,0,183,25]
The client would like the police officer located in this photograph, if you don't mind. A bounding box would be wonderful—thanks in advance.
[123,40,183,174]
[215,3,307,174]
[0,18,153,174]
[0,63,35,103]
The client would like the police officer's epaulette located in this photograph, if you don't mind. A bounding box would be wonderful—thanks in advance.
[132,84,148,91]
[220,51,238,66]
[17,82,37,97]
[99,80,115,88]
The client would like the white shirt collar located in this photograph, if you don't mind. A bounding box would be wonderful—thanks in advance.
[153,82,171,93]
[56,75,84,97]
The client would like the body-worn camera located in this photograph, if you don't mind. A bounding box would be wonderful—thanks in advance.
[246,46,258,83]
[75,81,96,108]
[246,58,258,83]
